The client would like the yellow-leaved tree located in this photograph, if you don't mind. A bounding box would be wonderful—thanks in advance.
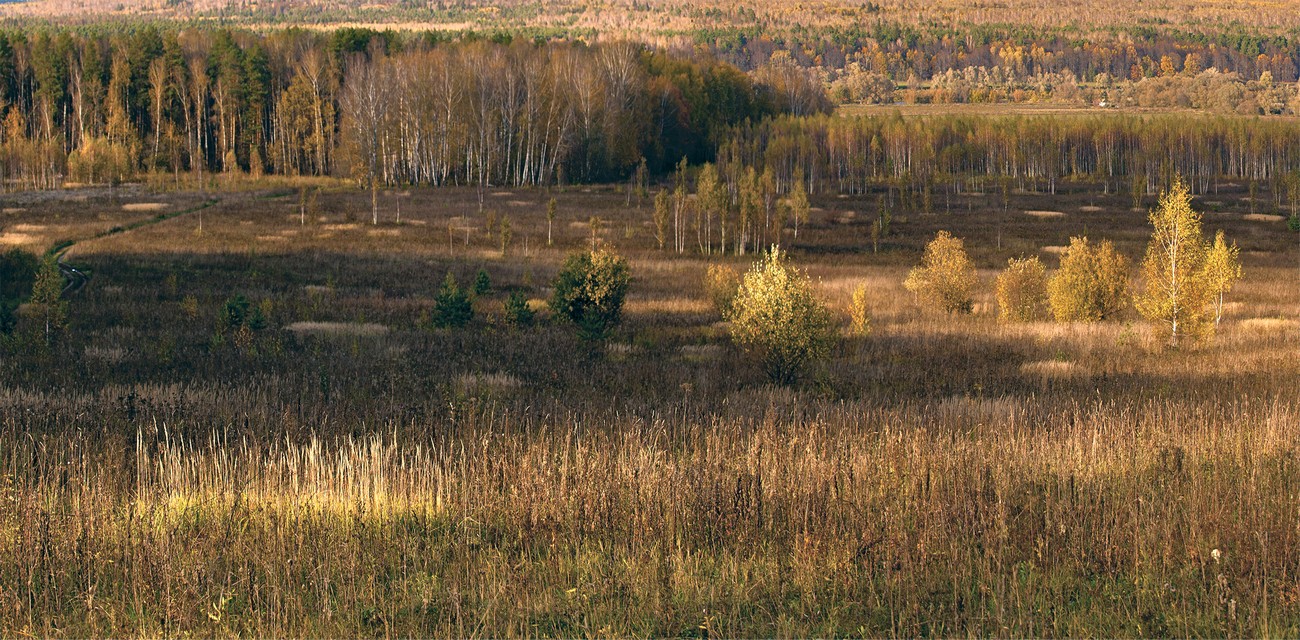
[1135,178,1213,346]
[1047,236,1129,322]
[904,230,977,314]
[727,247,834,384]
[995,256,1048,322]
[1201,229,1242,327]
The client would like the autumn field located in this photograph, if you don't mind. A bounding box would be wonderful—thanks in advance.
[2,171,1300,636]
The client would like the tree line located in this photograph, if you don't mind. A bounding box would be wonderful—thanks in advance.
[0,26,818,192]
[717,112,1300,200]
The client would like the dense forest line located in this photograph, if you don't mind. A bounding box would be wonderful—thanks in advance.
[717,113,1300,201]
[0,27,826,191]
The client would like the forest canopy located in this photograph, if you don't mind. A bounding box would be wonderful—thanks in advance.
[0,27,822,189]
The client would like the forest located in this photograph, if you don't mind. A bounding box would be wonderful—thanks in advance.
[0,26,826,192]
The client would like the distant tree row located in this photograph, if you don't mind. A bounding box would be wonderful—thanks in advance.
[908,179,1242,348]
[0,27,818,191]
[719,112,1300,199]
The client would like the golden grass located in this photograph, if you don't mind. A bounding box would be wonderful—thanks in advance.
[1243,213,1286,222]
[1025,209,1067,218]
[122,202,169,212]
[285,321,389,337]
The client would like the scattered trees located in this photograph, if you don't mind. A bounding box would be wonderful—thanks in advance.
[904,231,977,314]
[1047,236,1129,322]
[726,248,834,384]
[549,247,631,340]
[995,256,1049,322]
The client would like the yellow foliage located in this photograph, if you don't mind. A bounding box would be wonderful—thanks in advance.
[904,230,977,314]
[1135,178,1214,346]
[995,256,1048,323]
[726,248,834,383]
[703,263,741,316]
[1047,236,1129,322]
[848,283,872,336]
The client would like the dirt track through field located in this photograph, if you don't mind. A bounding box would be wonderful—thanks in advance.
[53,197,222,295]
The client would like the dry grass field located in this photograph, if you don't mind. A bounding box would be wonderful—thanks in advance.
[3,174,1300,635]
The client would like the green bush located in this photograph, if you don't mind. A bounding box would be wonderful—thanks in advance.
[433,273,473,329]
[549,248,630,340]
[0,248,39,334]
[473,269,492,296]
[504,291,535,328]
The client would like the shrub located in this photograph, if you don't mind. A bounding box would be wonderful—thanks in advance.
[473,269,491,296]
[727,248,834,384]
[995,256,1049,322]
[0,248,39,334]
[219,294,265,333]
[703,263,741,316]
[848,283,872,336]
[1047,236,1129,322]
[432,273,473,328]
[904,230,977,314]
[549,248,630,340]
[504,291,535,328]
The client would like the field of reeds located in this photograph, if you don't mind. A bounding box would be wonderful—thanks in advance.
[2,178,1299,636]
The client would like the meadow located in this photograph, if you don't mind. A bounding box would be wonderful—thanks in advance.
[2,173,1299,636]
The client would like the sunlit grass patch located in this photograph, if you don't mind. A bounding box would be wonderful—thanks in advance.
[285,321,389,337]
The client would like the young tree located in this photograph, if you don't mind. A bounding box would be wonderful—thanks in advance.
[549,247,631,340]
[28,255,68,346]
[432,272,473,328]
[904,230,977,314]
[995,256,1049,322]
[504,290,534,328]
[652,189,670,251]
[1047,236,1129,322]
[848,283,872,337]
[1135,178,1212,346]
[726,248,834,384]
[546,197,557,246]
[1200,229,1242,327]
[788,168,810,240]
[703,263,741,316]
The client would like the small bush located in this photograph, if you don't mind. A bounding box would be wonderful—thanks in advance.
[504,291,535,328]
[904,230,977,314]
[432,273,473,328]
[0,248,39,334]
[549,248,630,340]
[473,269,491,296]
[703,263,741,316]
[727,248,834,384]
[995,256,1049,322]
[848,283,872,336]
[1048,236,1129,322]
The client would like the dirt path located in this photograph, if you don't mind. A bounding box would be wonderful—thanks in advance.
[52,197,221,295]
